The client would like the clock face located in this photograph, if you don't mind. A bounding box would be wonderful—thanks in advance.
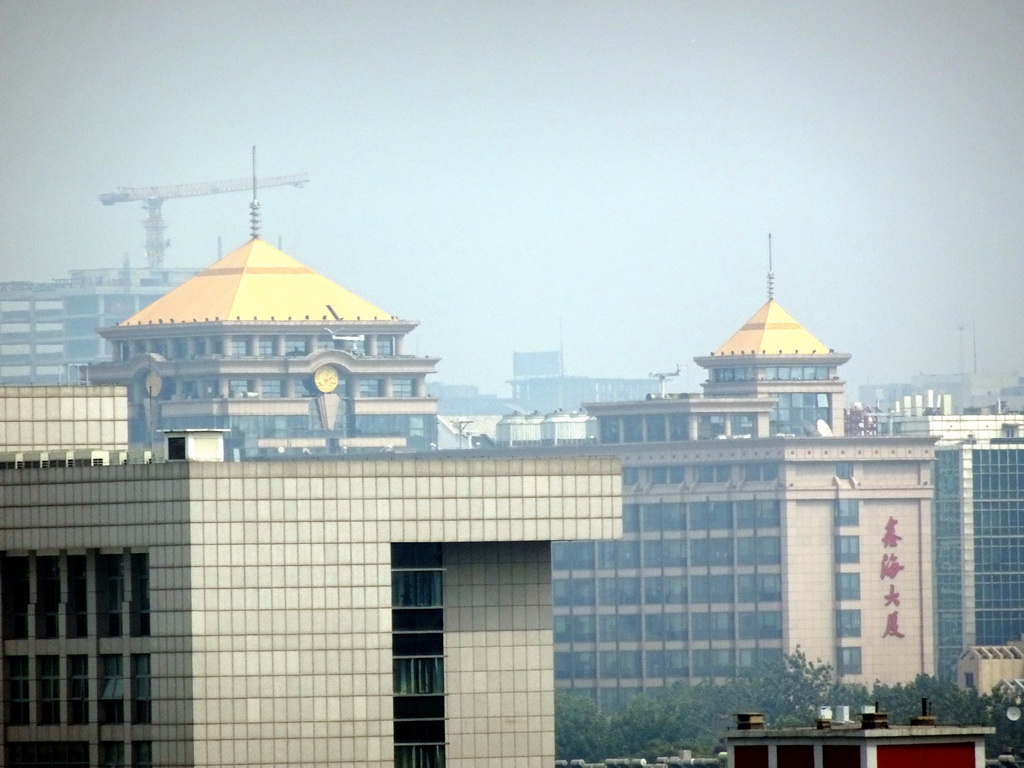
[314,365,339,394]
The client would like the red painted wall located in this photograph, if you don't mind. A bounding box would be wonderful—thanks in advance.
[822,743,861,768]
[876,742,975,768]
[777,744,814,768]
[733,744,770,768]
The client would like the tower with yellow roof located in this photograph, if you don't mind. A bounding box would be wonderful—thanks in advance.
[89,236,439,456]
[694,298,851,436]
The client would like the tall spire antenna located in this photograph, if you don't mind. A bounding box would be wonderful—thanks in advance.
[249,145,261,239]
[767,232,775,300]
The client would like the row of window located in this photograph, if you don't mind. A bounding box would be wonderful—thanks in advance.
[622,463,780,487]
[554,572,783,607]
[1,553,150,640]
[599,413,757,444]
[554,610,784,644]
[6,741,151,768]
[6,654,150,726]
[710,366,833,383]
[556,646,786,682]
[170,376,418,400]
[119,334,400,361]
[556,535,783,573]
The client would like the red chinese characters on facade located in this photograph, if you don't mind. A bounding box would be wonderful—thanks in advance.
[882,610,905,638]
[880,554,905,580]
[880,517,907,640]
[882,516,902,548]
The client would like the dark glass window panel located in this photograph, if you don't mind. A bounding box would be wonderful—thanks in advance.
[7,655,30,725]
[393,609,443,632]
[38,655,60,724]
[393,658,444,694]
[391,543,442,569]
[132,654,151,724]
[393,633,443,657]
[395,745,445,768]
[36,557,60,639]
[394,719,446,744]
[67,555,88,638]
[393,694,445,720]
[392,572,443,607]
[131,553,151,637]
[68,655,89,724]
[2,557,30,639]
[98,554,124,637]
[100,654,124,724]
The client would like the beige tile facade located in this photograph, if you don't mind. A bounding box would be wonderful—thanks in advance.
[0,386,128,453]
[0,455,621,767]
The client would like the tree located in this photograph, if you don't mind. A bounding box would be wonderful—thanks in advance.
[555,690,610,762]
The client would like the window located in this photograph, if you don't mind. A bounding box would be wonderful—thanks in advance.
[228,379,250,397]
[359,378,384,397]
[98,554,124,637]
[8,743,90,767]
[645,612,687,641]
[646,415,666,442]
[598,614,641,642]
[737,574,782,603]
[132,655,151,724]
[837,610,861,638]
[131,553,151,637]
[392,379,414,397]
[101,742,124,768]
[68,655,89,724]
[132,742,153,768]
[835,499,859,526]
[836,462,853,480]
[837,646,862,675]
[36,557,60,639]
[836,536,860,564]
[599,417,621,443]
[668,414,689,440]
[67,555,88,638]
[100,655,125,724]
[623,416,644,443]
[835,572,860,601]
[376,335,396,355]
[284,337,308,355]
[7,655,29,724]
[38,656,60,724]
[261,379,283,398]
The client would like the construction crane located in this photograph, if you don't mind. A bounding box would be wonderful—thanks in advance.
[99,172,309,267]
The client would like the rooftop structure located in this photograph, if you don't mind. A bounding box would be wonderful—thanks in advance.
[88,238,438,457]
[725,709,992,768]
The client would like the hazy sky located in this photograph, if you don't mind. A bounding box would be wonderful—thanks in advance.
[2,1,1022,396]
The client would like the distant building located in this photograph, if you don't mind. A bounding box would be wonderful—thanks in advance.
[508,351,657,413]
[0,266,196,385]
[88,238,439,457]
[541,298,938,707]
[859,372,1024,414]
[956,639,1024,693]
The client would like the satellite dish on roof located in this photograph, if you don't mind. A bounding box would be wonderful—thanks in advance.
[1008,706,1021,722]
[816,419,833,437]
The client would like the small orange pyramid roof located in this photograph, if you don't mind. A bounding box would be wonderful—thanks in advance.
[714,299,829,355]
[121,238,392,325]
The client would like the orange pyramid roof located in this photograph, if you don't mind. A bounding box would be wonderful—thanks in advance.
[714,299,829,355]
[121,238,392,325]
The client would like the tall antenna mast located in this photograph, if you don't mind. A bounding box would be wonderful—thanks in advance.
[249,145,261,239]
[767,232,775,300]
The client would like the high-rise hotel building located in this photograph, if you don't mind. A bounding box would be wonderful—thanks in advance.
[549,299,937,708]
